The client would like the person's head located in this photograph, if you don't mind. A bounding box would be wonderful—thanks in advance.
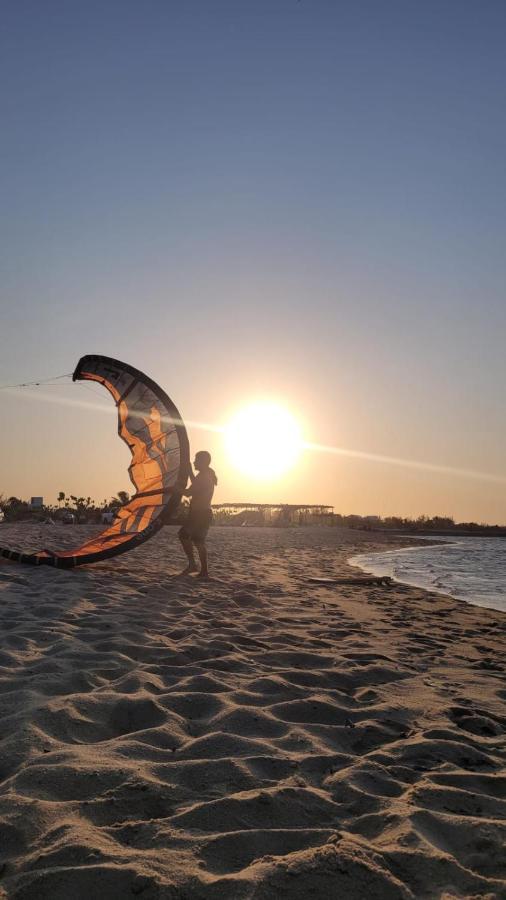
[194,450,212,471]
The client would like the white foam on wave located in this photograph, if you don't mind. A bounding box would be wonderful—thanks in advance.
[350,537,506,612]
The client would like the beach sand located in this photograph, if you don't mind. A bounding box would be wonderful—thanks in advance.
[0,524,504,899]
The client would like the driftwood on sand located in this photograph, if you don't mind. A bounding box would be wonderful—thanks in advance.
[308,575,393,586]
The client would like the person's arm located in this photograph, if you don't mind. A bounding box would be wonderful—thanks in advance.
[177,463,195,497]
[182,462,195,495]
[184,470,205,498]
[166,462,194,496]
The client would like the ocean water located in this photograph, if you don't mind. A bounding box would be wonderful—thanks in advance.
[351,536,506,612]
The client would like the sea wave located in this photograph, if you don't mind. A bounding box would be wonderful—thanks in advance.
[350,536,506,612]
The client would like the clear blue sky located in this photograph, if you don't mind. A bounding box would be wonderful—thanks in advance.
[1,1,505,522]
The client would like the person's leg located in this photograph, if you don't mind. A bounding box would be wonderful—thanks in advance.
[178,528,198,574]
[195,541,209,578]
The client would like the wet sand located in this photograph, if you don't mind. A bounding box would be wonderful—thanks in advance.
[0,524,504,899]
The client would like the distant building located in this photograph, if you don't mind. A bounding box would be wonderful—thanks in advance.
[30,497,44,509]
[212,503,334,526]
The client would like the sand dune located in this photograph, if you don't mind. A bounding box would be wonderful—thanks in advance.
[0,524,504,898]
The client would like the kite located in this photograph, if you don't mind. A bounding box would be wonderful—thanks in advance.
[0,355,190,567]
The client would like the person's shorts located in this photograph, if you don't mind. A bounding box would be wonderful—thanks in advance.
[178,509,212,544]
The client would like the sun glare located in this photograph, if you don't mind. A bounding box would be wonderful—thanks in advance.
[224,402,303,481]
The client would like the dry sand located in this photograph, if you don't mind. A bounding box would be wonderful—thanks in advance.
[0,523,504,899]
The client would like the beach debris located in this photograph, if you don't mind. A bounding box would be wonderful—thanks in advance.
[308,575,393,587]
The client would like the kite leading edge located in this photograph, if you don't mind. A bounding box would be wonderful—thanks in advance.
[0,355,190,567]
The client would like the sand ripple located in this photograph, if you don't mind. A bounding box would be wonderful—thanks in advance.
[0,524,504,898]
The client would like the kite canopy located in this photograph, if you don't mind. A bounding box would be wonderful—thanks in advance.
[0,355,190,567]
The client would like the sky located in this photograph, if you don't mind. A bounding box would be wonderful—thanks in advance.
[1,0,505,523]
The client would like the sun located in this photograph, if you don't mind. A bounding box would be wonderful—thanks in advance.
[224,402,303,481]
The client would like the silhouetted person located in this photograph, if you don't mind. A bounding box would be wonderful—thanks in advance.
[178,450,217,578]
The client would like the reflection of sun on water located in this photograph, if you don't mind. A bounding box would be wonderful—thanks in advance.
[224,402,302,480]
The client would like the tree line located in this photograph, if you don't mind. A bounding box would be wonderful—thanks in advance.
[334,513,506,534]
[0,491,131,523]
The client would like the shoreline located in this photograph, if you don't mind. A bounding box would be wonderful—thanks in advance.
[349,536,506,614]
[349,541,457,603]
[0,524,504,898]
